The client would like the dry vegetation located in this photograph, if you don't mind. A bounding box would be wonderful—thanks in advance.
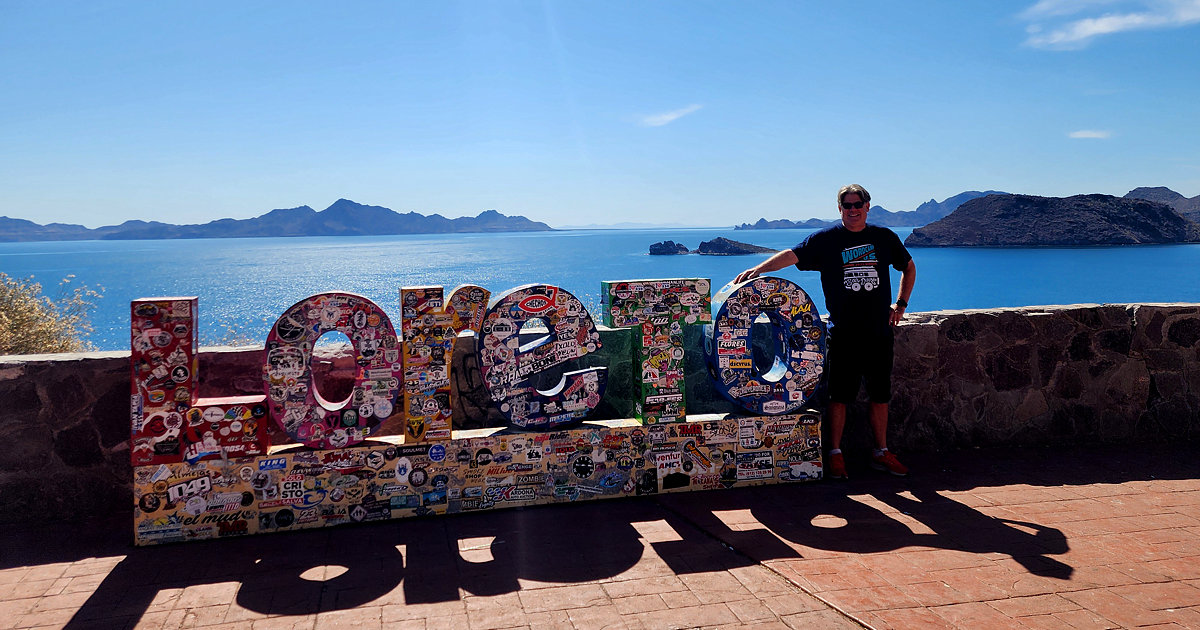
[0,273,102,355]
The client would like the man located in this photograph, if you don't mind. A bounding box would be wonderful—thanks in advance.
[735,184,915,479]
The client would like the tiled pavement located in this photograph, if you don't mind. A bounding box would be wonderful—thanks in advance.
[3,443,1199,629]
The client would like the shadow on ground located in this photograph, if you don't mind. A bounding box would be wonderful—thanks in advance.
[0,443,1191,629]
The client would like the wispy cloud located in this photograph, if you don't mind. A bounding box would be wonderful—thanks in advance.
[1068,129,1113,138]
[638,104,703,127]
[1019,0,1200,49]
[1020,0,1125,19]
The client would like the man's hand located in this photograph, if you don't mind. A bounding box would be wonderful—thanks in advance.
[891,259,916,327]
[734,249,798,285]
[735,267,760,284]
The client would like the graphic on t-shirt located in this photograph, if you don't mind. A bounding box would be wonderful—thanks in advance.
[840,244,879,292]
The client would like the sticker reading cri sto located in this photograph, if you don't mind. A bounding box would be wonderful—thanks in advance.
[130,277,829,545]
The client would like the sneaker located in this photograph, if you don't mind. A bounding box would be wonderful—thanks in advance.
[871,451,909,477]
[827,452,848,480]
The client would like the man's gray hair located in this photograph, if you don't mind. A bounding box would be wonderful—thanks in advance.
[837,184,871,205]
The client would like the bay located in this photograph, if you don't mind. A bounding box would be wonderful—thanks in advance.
[3,227,1200,351]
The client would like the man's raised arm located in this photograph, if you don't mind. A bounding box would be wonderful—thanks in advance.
[734,249,799,284]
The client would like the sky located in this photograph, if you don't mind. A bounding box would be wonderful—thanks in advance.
[2,0,1199,228]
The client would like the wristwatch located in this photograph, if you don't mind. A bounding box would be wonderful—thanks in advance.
[895,297,908,308]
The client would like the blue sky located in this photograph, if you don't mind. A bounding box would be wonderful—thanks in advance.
[2,0,1199,228]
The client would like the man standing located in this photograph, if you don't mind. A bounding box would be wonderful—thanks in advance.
[735,184,915,479]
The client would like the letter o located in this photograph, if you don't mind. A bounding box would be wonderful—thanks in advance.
[705,277,827,415]
[263,292,403,449]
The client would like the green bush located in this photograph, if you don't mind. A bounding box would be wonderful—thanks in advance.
[0,273,102,355]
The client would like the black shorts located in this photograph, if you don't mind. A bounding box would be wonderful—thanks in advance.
[826,328,894,404]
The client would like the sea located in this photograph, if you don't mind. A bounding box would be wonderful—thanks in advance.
[4,227,1200,351]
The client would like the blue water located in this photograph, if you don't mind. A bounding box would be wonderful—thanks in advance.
[4,228,1200,351]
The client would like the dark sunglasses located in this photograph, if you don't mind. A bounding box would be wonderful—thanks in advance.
[841,201,866,210]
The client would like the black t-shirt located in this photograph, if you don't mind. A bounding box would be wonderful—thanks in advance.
[791,224,912,334]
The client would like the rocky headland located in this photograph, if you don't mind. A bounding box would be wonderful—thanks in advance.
[648,237,775,255]
[905,193,1200,247]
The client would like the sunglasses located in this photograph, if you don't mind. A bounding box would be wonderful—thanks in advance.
[841,201,866,210]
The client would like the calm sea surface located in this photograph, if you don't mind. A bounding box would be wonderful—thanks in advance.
[4,227,1200,351]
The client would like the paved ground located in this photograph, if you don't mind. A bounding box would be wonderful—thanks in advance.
[2,444,1199,630]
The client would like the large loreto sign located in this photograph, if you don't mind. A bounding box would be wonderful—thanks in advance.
[130,277,828,545]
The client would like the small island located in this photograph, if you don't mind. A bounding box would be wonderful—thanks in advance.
[649,237,775,255]
[905,194,1200,247]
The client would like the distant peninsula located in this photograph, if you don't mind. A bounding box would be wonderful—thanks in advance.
[905,193,1200,247]
[649,237,775,255]
[0,199,553,242]
[735,190,1008,230]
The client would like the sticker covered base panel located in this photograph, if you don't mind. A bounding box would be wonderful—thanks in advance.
[133,411,822,545]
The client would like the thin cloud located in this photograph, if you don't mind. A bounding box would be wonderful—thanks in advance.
[1020,0,1125,19]
[639,104,703,127]
[1069,129,1112,138]
[1020,0,1200,49]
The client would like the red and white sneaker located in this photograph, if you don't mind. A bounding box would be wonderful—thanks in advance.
[827,452,848,480]
[871,451,909,477]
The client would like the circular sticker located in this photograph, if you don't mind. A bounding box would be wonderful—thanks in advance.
[274,509,295,528]
[138,493,161,513]
[573,456,596,479]
[185,495,207,517]
[409,468,428,487]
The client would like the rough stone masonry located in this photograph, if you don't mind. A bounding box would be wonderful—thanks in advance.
[0,303,1196,525]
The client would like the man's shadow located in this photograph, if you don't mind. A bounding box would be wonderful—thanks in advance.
[657,474,1072,580]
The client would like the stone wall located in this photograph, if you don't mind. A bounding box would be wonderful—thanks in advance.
[887,304,1200,452]
[1,303,1197,524]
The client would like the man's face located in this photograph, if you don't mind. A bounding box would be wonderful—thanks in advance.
[839,192,869,232]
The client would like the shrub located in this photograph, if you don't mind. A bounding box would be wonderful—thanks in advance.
[0,273,102,355]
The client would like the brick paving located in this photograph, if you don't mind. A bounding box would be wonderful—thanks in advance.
[2,444,1198,629]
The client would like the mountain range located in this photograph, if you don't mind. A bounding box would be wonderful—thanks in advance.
[6,187,1197,243]
[0,199,553,242]
[734,190,1009,230]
